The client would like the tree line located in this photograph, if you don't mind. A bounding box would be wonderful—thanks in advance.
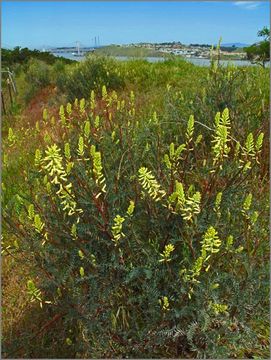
[2,46,75,68]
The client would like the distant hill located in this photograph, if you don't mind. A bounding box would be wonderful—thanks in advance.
[95,45,164,58]
[222,43,250,48]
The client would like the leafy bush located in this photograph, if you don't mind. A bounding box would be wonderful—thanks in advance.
[25,58,51,87]
[2,80,269,358]
[51,59,69,91]
[59,55,125,101]
[196,63,269,133]
[23,59,51,103]
[122,57,206,94]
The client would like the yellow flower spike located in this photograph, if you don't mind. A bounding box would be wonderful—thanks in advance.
[126,200,135,216]
[59,105,66,125]
[66,103,72,116]
[111,215,126,245]
[159,244,175,263]
[79,267,85,277]
[43,108,48,121]
[159,296,170,311]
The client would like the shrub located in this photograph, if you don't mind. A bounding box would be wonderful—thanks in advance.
[25,58,51,88]
[59,55,125,101]
[191,47,270,135]
[2,84,269,358]
[23,59,51,103]
[52,59,69,92]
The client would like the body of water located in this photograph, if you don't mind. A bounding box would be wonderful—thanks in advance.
[53,52,261,67]
[185,57,254,67]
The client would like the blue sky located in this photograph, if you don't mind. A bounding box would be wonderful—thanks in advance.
[2,1,269,49]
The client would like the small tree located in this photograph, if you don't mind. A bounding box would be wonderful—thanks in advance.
[245,27,270,67]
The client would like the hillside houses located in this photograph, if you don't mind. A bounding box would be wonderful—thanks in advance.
[121,42,246,59]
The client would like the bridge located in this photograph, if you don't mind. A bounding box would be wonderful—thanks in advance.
[45,39,102,55]
[47,47,100,54]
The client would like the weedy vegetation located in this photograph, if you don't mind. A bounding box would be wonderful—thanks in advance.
[1,46,269,358]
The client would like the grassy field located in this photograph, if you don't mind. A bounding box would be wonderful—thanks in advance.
[2,52,270,358]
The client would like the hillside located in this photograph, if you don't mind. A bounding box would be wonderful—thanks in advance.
[94,45,164,57]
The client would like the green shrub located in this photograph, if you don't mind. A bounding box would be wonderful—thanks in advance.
[121,57,206,94]
[23,59,51,103]
[2,84,269,358]
[59,55,125,101]
[52,59,69,92]
[189,49,270,136]
[25,58,51,88]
